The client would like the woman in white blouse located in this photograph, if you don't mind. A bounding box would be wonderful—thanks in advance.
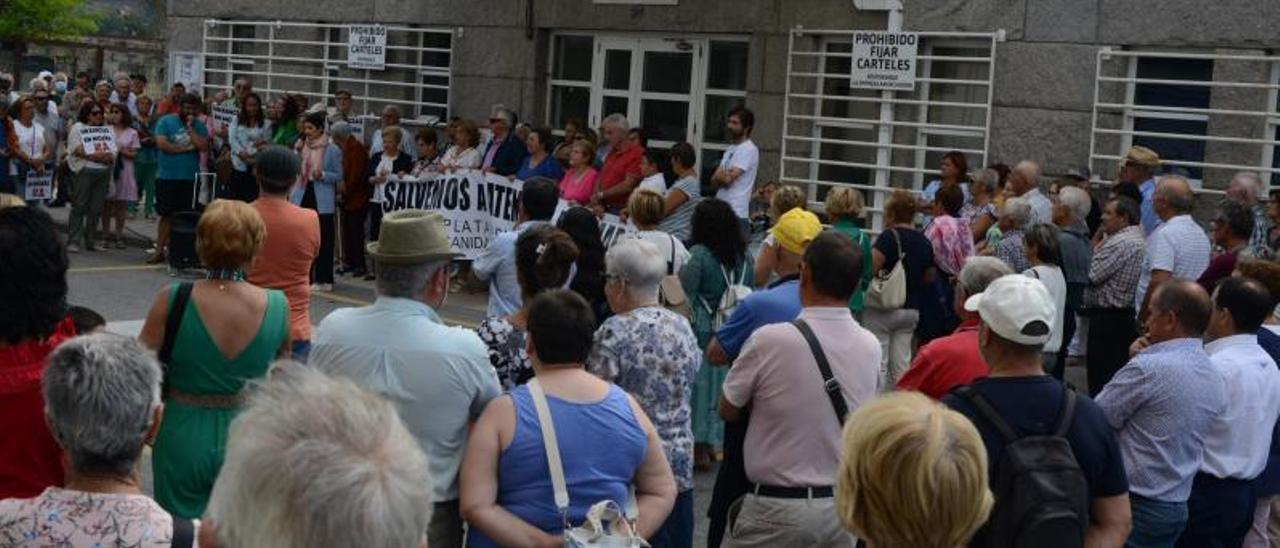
[8,96,51,203]
[440,118,481,172]
[1022,223,1067,376]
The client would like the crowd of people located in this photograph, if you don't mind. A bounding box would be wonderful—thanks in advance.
[6,69,1280,548]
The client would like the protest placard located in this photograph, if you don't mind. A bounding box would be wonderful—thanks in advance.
[212,105,239,130]
[79,126,118,155]
[24,172,53,201]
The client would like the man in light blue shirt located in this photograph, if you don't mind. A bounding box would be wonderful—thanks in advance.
[1135,175,1212,319]
[1096,279,1226,547]
[473,177,559,317]
[1116,146,1162,235]
[311,209,501,548]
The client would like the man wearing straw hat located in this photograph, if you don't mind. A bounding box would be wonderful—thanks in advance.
[311,209,501,548]
[1116,145,1161,236]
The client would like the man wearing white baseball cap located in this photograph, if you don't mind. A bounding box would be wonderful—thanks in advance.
[943,274,1132,546]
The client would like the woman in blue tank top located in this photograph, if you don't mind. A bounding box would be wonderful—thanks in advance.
[460,290,678,547]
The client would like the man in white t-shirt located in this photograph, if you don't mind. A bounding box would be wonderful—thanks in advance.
[712,107,759,233]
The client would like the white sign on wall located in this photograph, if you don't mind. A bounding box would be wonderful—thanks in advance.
[348,25,388,71]
[850,31,918,91]
[168,51,205,92]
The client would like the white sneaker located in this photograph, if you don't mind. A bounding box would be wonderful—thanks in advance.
[310,283,333,292]
[66,243,81,253]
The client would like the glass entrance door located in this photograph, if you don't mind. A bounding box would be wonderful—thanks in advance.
[592,37,701,150]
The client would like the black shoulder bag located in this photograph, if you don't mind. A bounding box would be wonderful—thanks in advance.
[793,319,849,424]
[158,282,194,396]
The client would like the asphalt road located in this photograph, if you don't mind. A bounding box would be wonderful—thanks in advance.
[57,209,721,546]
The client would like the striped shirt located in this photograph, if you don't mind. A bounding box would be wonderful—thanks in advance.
[1088,225,1146,309]
[1095,338,1226,502]
[1135,215,1211,311]
[994,228,1030,273]
[658,175,701,242]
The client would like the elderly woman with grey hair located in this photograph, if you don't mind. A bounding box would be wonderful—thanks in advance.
[203,364,433,548]
[962,167,1000,242]
[585,238,700,546]
[0,334,197,547]
[990,196,1033,272]
[1023,222,1068,375]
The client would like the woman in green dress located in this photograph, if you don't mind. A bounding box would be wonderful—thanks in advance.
[139,200,290,519]
[825,187,874,315]
[679,198,752,469]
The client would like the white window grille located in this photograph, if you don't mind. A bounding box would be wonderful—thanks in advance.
[780,29,998,230]
[1090,49,1280,194]
[201,20,452,121]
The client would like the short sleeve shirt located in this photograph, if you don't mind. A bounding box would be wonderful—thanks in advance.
[1135,215,1211,310]
[716,139,759,218]
[599,144,644,208]
[873,227,935,310]
[714,277,802,359]
[944,376,1130,499]
[155,114,208,181]
[587,307,701,491]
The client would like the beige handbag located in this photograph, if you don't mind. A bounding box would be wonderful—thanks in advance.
[865,228,908,310]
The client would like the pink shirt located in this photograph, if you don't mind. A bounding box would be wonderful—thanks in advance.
[722,307,880,486]
[559,167,599,204]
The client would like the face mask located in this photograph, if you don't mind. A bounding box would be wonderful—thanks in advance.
[54,81,67,93]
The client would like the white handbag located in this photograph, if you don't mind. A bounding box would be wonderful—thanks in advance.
[864,227,908,310]
[528,379,650,548]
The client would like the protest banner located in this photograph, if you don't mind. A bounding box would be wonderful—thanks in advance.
[381,171,523,259]
[24,172,53,201]
[349,25,387,70]
[80,126,118,156]
[382,171,638,258]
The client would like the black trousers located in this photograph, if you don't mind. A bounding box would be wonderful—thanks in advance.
[301,183,334,284]
[1176,473,1256,548]
[341,204,367,273]
[1085,307,1139,397]
[707,413,749,548]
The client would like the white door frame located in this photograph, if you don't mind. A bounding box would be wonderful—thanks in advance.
[589,37,706,150]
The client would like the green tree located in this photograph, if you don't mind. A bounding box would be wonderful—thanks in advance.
[0,0,100,41]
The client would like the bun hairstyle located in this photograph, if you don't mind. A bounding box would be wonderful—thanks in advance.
[516,226,580,299]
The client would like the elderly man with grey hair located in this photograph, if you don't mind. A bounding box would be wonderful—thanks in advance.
[368,104,416,160]
[593,112,645,212]
[992,196,1033,272]
[204,364,433,548]
[481,105,528,176]
[0,334,193,546]
[1226,170,1273,254]
[246,145,320,361]
[1008,160,1052,225]
[1136,174,1212,321]
[1052,185,1094,376]
[312,209,500,548]
[898,256,1014,399]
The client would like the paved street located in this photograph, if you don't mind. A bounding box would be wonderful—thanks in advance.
[53,206,720,545]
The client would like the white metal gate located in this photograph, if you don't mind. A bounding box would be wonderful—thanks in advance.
[1089,48,1280,194]
[781,28,998,230]
[201,20,453,120]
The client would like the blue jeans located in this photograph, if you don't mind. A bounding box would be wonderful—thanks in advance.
[650,489,694,548]
[291,340,312,363]
[1128,494,1188,548]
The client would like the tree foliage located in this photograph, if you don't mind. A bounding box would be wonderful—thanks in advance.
[0,0,101,42]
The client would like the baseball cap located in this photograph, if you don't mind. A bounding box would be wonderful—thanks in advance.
[963,274,1056,345]
[770,208,822,255]
[1123,146,1160,167]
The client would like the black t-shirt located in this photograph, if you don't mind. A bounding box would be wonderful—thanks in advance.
[942,376,1129,500]
[873,227,935,311]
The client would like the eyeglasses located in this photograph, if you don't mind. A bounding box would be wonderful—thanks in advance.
[90,110,103,115]
[604,273,626,283]
[35,96,48,101]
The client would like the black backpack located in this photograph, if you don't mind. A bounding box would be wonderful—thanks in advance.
[954,384,1090,548]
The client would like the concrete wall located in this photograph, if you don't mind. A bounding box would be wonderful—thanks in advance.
[903,0,1280,189]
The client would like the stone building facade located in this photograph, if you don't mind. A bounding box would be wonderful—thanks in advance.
[165,0,1280,224]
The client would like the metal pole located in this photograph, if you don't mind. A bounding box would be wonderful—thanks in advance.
[870,7,903,231]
